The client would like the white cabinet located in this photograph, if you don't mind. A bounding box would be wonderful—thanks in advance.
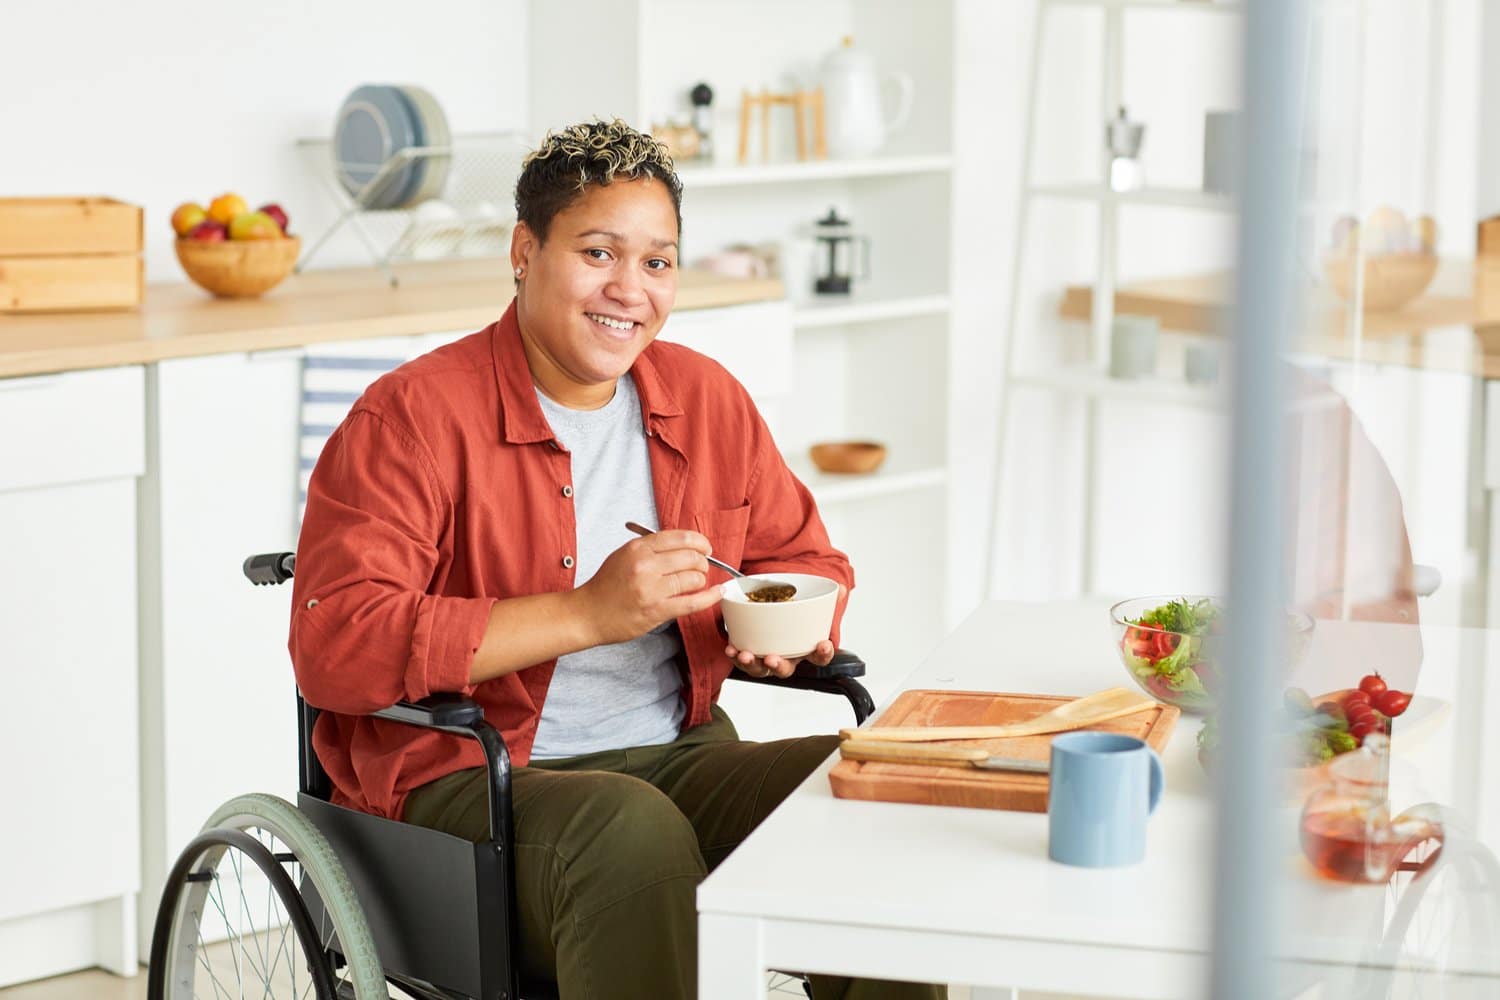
[531,1,957,716]
[136,334,441,957]
[0,367,144,987]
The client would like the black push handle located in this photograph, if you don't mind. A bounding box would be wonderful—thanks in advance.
[243,551,297,586]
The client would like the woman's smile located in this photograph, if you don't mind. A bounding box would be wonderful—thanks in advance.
[584,311,641,334]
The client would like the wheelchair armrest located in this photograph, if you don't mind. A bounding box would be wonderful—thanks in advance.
[373,693,485,729]
[726,649,874,725]
[792,649,864,680]
[367,695,513,847]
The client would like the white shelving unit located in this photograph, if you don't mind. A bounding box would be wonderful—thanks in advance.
[530,0,956,713]
[986,0,1243,598]
[676,153,952,188]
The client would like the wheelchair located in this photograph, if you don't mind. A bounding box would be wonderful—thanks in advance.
[147,551,876,1000]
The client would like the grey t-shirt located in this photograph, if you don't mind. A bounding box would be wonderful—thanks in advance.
[529,373,686,759]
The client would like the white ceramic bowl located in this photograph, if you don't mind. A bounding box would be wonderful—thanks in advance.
[719,573,840,658]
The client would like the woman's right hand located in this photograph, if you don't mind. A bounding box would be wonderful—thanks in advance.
[576,530,723,646]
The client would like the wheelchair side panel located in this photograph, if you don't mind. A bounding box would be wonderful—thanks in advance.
[297,793,517,1000]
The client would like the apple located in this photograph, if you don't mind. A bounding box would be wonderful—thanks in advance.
[228,211,283,240]
[257,203,289,234]
[188,219,228,242]
[227,211,282,241]
[208,192,248,226]
[171,202,208,237]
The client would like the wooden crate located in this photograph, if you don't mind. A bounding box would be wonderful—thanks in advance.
[1479,216,1500,258]
[0,255,144,313]
[0,197,144,312]
[0,197,142,257]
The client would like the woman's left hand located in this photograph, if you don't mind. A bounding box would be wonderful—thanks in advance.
[726,639,835,679]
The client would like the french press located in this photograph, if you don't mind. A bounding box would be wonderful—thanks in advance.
[811,207,870,295]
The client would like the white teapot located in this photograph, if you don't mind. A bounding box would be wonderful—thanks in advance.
[819,36,914,159]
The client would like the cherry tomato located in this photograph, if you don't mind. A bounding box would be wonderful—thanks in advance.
[1347,706,1379,730]
[1350,719,1377,742]
[1342,690,1371,711]
[1359,673,1388,696]
[1372,689,1411,718]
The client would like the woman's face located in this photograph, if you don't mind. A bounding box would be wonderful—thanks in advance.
[511,177,679,409]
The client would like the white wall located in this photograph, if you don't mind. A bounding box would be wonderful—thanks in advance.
[3,0,527,281]
[1484,0,1500,218]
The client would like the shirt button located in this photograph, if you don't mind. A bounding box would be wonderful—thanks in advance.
[306,599,319,609]
[561,485,573,498]
[562,555,575,569]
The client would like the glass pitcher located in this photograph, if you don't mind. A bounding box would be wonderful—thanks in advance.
[1299,734,1444,883]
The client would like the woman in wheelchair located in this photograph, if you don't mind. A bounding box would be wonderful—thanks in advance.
[271,120,943,1000]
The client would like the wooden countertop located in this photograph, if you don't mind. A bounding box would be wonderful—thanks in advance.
[1060,257,1500,379]
[0,260,784,378]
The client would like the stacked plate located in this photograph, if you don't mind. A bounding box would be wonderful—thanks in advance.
[332,84,451,210]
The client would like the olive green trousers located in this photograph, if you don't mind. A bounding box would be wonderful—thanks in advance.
[404,706,945,1000]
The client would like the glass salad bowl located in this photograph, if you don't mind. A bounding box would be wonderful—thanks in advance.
[1109,595,1315,715]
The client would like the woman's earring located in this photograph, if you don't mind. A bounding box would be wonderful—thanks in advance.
[514,266,524,278]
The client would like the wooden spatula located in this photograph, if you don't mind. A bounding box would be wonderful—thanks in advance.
[837,686,1156,743]
[839,739,1050,773]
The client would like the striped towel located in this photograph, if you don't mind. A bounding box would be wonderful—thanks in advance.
[297,341,416,528]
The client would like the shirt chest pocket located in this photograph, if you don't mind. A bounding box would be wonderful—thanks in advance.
[692,503,751,583]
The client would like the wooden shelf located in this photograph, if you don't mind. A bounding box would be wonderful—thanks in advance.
[1060,258,1500,379]
[793,292,950,329]
[677,154,953,189]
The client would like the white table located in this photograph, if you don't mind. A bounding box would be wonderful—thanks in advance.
[696,601,1500,998]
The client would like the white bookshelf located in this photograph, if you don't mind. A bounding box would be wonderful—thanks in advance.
[530,0,957,710]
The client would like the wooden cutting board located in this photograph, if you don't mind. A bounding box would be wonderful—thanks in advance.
[828,689,1180,813]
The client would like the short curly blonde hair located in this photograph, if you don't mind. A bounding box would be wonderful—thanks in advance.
[515,119,683,242]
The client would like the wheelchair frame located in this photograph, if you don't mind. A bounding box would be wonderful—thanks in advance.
[181,551,875,1000]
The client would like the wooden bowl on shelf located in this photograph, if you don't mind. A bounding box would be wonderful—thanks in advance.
[1323,251,1438,312]
[809,441,887,475]
[175,236,301,298]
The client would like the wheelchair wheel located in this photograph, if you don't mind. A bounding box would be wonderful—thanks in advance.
[149,793,386,999]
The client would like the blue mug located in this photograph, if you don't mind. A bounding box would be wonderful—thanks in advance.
[1047,731,1165,867]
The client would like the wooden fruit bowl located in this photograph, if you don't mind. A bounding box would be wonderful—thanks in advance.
[809,441,887,475]
[1323,251,1438,312]
[175,236,300,298]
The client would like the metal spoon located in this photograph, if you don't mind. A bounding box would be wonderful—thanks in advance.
[624,521,796,601]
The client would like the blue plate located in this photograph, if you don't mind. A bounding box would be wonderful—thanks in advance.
[333,84,422,210]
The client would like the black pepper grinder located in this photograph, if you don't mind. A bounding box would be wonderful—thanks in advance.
[690,82,714,161]
[812,207,869,296]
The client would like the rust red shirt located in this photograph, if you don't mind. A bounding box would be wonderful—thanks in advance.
[289,302,853,818]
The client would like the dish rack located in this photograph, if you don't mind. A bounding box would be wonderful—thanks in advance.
[295,132,530,285]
